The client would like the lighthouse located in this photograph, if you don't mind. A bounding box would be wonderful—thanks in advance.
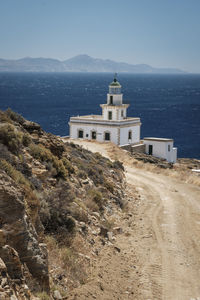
[69,75,141,146]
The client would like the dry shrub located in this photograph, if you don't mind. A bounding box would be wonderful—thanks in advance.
[29,143,68,179]
[60,247,75,268]
[74,198,87,211]
[43,211,76,236]
[85,198,99,212]
[0,144,15,164]
[0,110,12,123]
[71,199,88,222]
[5,108,25,124]
[94,152,103,160]
[87,165,104,185]
[72,156,104,185]
[22,132,32,147]
[0,159,31,188]
[87,189,105,210]
[106,160,114,168]
[112,160,124,170]
[44,235,58,251]
[23,185,40,224]
[39,198,51,224]
[104,179,115,193]
[0,123,23,154]
[62,157,74,174]
[77,170,87,179]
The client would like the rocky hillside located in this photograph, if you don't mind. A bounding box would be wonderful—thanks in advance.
[0,109,127,299]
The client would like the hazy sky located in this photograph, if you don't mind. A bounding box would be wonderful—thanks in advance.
[0,0,200,72]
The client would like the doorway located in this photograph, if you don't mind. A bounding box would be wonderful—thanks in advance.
[91,131,96,140]
[148,145,153,155]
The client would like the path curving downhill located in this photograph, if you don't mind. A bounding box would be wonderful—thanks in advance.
[65,139,200,300]
[126,166,200,300]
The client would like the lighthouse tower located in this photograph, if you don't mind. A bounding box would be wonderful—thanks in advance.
[69,75,141,146]
[100,74,129,122]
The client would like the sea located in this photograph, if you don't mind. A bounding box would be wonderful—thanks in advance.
[0,72,200,159]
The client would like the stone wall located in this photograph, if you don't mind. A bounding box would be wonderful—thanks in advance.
[120,143,145,154]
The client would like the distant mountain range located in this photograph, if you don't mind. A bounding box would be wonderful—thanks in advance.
[0,55,186,73]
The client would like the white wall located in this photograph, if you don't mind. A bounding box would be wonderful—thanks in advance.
[107,93,123,105]
[70,122,141,146]
[173,147,177,163]
[118,108,127,120]
[70,123,119,144]
[120,125,140,146]
[102,106,127,121]
[102,106,118,121]
[143,140,176,163]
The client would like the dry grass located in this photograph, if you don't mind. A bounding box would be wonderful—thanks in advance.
[0,123,23,154]
[104,179,115,193]
[29,143,68,179]
[5,108,25,124]
[45,234,89,290]
[0,159,31,187]
[131,158,200,186]
[86,189,105,211]
[35,292,50,300]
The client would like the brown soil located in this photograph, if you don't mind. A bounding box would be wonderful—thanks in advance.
[64,139,200,300]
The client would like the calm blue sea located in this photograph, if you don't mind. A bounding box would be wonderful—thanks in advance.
[0,72,200,159]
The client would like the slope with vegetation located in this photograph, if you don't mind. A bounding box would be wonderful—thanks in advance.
[0,109,127,299]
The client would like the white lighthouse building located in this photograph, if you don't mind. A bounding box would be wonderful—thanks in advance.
[69,76,141,146]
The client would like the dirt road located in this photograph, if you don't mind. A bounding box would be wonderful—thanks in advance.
[66,139,200,300]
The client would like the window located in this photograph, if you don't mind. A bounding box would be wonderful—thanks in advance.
[108,111,112,120]
[128,131,132,140]
[168,145,171,152]
[78,130,83,138]
[91,131,96,140]
[121,110,124,117]
[110,96,113,105]
[105,132,110,141]
[109,87,121,94]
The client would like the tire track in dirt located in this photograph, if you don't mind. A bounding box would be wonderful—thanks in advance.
[126,167,200,300]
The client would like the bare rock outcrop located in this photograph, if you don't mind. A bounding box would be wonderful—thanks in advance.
[0,172,49,293]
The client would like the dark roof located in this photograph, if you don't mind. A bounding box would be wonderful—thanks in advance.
[110,75,121,87]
